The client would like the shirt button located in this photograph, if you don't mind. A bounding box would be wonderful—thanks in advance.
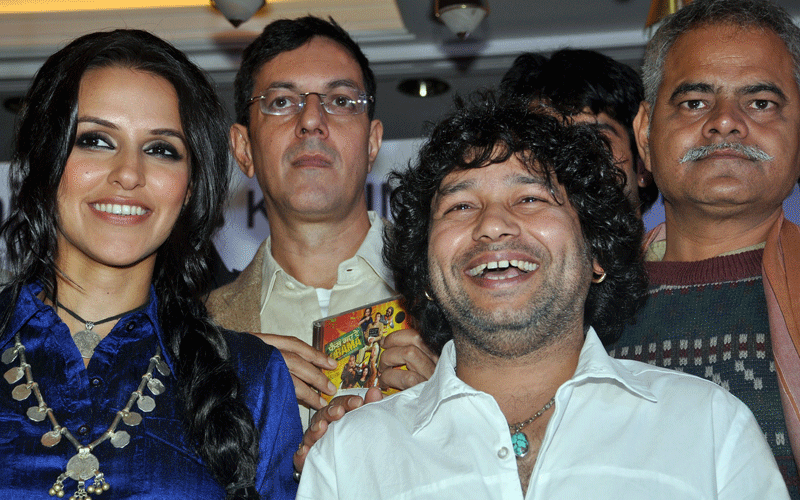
[78,425,90,436]
[285,282,295,290]
[498,447,510,459]
[126,322,135,331]
[90,377,102,387]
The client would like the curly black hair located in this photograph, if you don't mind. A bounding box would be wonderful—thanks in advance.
[385,91,647,350]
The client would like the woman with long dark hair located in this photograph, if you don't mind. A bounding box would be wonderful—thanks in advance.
[0,29,301,499]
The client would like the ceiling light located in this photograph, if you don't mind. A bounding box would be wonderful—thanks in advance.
[645,0,692,28]
[211,0,265,27]
[434,0,489,39]
[397,78,450,98]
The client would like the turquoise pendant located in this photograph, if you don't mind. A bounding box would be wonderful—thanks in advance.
[511,431,529,458]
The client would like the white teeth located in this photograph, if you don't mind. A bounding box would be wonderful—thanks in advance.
[467,264,487,277]
[92,203,146,216]
[467,259,539,277]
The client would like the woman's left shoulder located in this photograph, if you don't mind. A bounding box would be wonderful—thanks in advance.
[222,330,282,375]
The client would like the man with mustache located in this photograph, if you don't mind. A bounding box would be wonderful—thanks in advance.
[297,93,787,499]
[607,0,800,494]
[207,17,437,431]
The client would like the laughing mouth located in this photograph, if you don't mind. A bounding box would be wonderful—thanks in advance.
[466,259,539,280]
[92,203,147,216]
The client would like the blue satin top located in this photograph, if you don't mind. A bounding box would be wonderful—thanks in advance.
[0,282,302,499]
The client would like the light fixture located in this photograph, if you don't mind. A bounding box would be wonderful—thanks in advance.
[645,0,692,28]
[211,0,265,27]
[398,78,450,98]
[434,0,489,39]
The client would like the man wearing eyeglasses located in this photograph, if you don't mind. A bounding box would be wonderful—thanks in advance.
[208,16,437,431]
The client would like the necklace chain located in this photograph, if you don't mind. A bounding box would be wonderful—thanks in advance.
[3,333,170,499]
[50,298,149,359]
[55,300,148,332]
[508,396,556,459]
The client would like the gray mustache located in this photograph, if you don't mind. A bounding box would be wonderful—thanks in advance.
[680,142,774,163]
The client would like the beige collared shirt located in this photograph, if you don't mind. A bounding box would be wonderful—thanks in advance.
[258,212,396,427]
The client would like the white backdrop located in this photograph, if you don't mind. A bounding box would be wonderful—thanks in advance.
[2,142,800,272]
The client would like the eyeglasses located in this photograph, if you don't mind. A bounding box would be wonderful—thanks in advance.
[248,89,373,116]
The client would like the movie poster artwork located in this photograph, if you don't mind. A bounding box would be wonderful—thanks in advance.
[313,296,409,402]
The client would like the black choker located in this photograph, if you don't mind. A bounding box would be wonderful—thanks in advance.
[54,300,149,359]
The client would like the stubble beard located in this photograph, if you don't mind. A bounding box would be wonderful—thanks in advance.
[430,245,590,359]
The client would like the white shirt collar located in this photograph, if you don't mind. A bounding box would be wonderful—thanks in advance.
[412,327,657,433]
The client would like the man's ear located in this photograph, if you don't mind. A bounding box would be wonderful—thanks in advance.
[367,119,384,174]
[633,103,653,174]
[591,260,606,284]
[637,157,653,188]
[230,123,255,178]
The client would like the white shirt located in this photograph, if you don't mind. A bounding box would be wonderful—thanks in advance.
[298,328,788,500]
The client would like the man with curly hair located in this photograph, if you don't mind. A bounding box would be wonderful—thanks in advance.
[296,93,786,499]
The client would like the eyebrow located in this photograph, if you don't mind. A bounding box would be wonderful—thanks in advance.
[264,79,362,93]
[669,82,715,102]
[669,81,788,102]
[740,82,787,101]
[436,172,548,198]
[436,178,477,198]
[77,116,117,129]
[510,173,548,186]
[77,116,186,144]
[151,128,188,144]
[591,122,619,137]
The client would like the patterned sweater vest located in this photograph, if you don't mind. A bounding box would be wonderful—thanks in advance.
[607,248,799,497]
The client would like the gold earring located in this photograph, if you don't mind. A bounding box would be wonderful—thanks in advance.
[592,271,607,284]
[424,290,434,301]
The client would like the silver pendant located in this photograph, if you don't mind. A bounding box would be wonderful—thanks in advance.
[41,430,62,447]
[122,411,142,426]
[26,406,47,422]
[2,346,18,364]
[73,329,102,359]
[66,451,99,481]
[147,377,165,395]
[137,395,155,412]
[12,383,31,401]
[156,359,170,376]
[110,430,130,448]
[3,366,23,384]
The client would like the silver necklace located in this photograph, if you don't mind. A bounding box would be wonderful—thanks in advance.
[508,396,555,459]
[54,300,149,359]
[2,333,170,499]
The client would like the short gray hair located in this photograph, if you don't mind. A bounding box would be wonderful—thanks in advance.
[642,0,800,107]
